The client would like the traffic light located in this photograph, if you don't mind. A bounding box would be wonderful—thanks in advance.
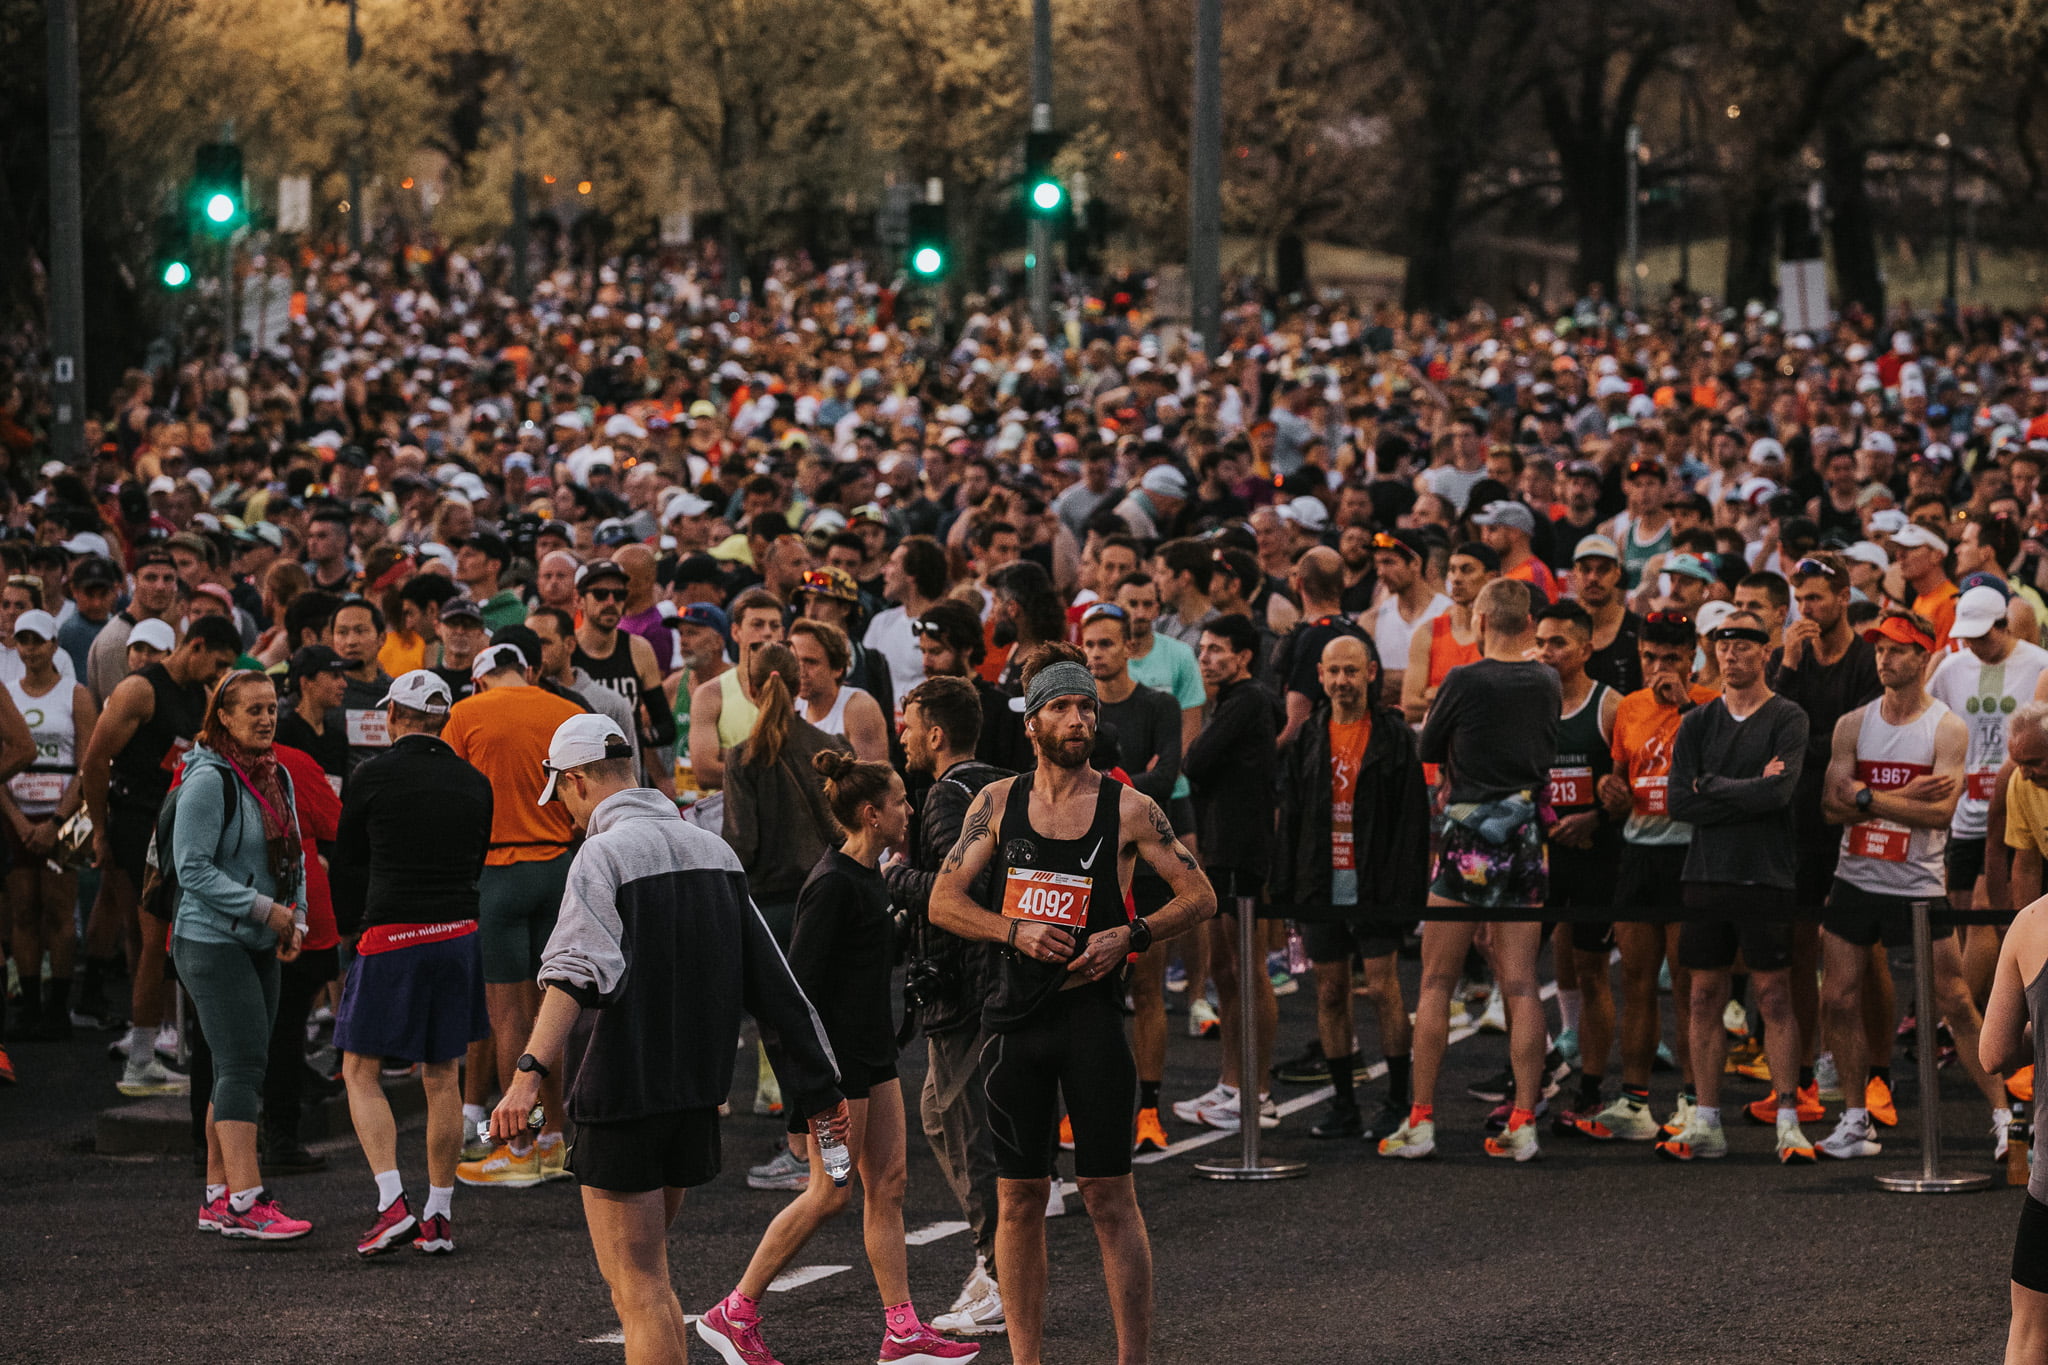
[191,142,244,235]
[907,202,948,279]
[1024,130,1066,215]
[153,214,193,290]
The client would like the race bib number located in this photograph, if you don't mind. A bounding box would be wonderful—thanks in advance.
[1847,820,1911,862]
[1001,867,1094,928]
[1549,766,1593,810]
[1332,829,1355,872]
[160,736,193,773]
[1632,774,1669,817]
[8,772,63,804]
[1967,769,2000,801]
[345,709,390,747]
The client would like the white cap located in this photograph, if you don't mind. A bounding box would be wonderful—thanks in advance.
[1139,465,1189,501]
[1748,437,1786,464]
[1281,495,1331,533]
[1861,430,1897,456]
[1889,523,1948,553]
[128,618,177,653]
[604,413,648,439]
[1867,509,1910,537]
[1596,375,1631,399]
[1950,585,2010,640]
[13,610,58,641]
[663,490,712,521]
[1695,601,1738,637]
[471,642,529,681]
[537,713,632,805]
[1843,541,1891,571]
[61,531,111,556]
[376,668,454,715]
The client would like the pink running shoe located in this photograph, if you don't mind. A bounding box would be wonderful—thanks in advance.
[197,1194,230,1232]
[413,1213,454,1255]
[356,1195,416,1257]
[695,1299,784,1365]
[217,1193,313,1241]
[878,1325,982,1364]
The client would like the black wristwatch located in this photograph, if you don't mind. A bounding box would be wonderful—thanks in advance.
[1854,786,1875,814]
[1127,916,1154,953]
[516,1053,549,1080]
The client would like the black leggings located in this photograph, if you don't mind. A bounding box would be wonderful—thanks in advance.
[187,947,337,1148]
[981,984,1136,1180]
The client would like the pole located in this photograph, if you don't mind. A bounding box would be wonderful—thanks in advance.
[1623,124,1641,315]
[1877,900,1992,1194]
[1188,0,1222,355]
[346,0,363,253]
[1027,0,1052,338]
[1194,897,1306,1181]
[1676,91,1691,294]
[1942,135,1959,316]
[45,0,88,469]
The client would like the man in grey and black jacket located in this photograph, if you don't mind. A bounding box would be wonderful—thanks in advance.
[886,675,1010,1337]
[491,713,845,1365]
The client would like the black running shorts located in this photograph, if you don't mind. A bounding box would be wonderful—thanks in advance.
[571,1108,721,1194]
[2017,1192,2048,1293]
[981,984,1136,1181]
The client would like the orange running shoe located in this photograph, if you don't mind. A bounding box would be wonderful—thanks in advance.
[1058,1114,1075,1151]
[1866,1076,1899,1128]
[1730,1049,1772,1083]
[2011,1066,2036,1104]
[1746,1082,1824,1125]
[1132,1107,1169,1154]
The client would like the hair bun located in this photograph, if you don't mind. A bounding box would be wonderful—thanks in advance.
[812,748,854,781]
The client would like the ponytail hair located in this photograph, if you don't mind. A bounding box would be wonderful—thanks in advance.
[812,747,897,833]
[744,642,800,766]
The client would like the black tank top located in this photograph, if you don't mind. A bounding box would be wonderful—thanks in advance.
[110,663,207,806]
[983,770,1126,1031]
[573,630,639,714]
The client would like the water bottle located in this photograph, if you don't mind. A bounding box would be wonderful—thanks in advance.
[1286,924,1311,977]
[815,1121,852,1187]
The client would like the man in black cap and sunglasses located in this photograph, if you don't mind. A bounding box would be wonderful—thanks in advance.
[573,560,677,792]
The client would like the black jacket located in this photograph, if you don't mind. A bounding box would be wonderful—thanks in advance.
[885,759,1008,1036]
[1185,676,1281,879]
[1270,700,1432,920]
[331,733,494,936]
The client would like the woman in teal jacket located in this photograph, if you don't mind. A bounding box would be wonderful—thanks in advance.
[169,670,312,1241]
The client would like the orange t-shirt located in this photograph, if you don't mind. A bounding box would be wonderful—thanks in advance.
[1426,611,1481,689]
[1505,555,1559,601]
[443,683,586,865]
[1330,716,1371,872]
[1913,581,1959,651]
[1609,684,1720,821]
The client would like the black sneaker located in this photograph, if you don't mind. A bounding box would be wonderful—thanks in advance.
[1467,1066,1512,1104]
[1308,1099,1362,1139]
[1359,1097,1408,1142]
[1272,1040,1329,1085]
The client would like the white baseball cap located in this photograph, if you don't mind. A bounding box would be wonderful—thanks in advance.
[1889,523,1948,553]
[376,668,453,715]
[1842,541,1891,571]
[128,618,178,652]
[1695,601,1738,638]
[537,713,632,805]
[470,642,529,681]
[1950,585,2010,640]
[13,610,58,642]
[61,531,112,556]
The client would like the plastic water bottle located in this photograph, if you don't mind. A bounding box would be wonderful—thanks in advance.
[1286,924,1311,977]
[815,1123,852,1187]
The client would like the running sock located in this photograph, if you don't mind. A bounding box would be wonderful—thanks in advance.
[1777,1107,1799,1127]
[1845,1106,1870,1127]
[126,1024,153,1064]
[537,1131,565,1150]
[1139,1080,1161,1110]
[1798,1065,1815,1090]
[1386,1053,1412,1108]
[463,1103,487,1128]
[229,1186,263,1214]
[424,1185,454,1221]
[724,1290,762,1323]
[1696,1106,1721,1128]
[1406,1103,1434,1127]
[1328,1053,1358,1108]
[1622,1085,1649,1106]
[374,1169,405,1211]
[1559,988,1582,1033]
[206,1183,227,1204]
[1507,1106,1535,1132]
[1681,1084,1698,1102]
[1574,1074,1602,1112]
[885,1301,920,1336]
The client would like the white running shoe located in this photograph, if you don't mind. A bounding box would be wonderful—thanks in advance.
[1484,1117,1540,1162]
[1996,1109,2015,1163]
[1376,1116,1436,1159]
[1814,1052,1844,1102]
[1186,998,1220,1038]
[1044,1182,1066,1217]
[1477,991,1508,1034]
[948,1259,994,1313]
[1661,1093,1697,1138]
[1198,1089,1279,1132]
[932,1281,1006,1336]
[1172,1082,1235,1125]
[1817,1112,1883,1160]
[118,1056,189,1097]
[1722,1000,1749,1039]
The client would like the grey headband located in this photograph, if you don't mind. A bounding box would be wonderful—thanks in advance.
[1022,660,1098,717]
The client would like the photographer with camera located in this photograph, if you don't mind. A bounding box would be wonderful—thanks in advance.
[883,675,1011,1336]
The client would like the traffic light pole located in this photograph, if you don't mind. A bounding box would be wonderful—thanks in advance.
[1188,0,1222,355]
[1028,0,1052,339]
[45,0,88,468]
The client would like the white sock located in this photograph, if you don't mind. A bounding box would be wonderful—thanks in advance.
[126,1025,153,1064]
[1997,1106,2015,1130]
[463,1103,487,1127]
[537,1130,564,1149]
[1845,1106,1870,1128]
[1776,1107,1798,1127]
[374,1169,405,1211]
[205,1183,227,1203]
[1559,988,1582,1033]
[229,1186,262,1214]
[1696,1106,1721,1127]
[424,1185,453,1221]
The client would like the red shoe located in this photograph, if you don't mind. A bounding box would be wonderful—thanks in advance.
[0,1044,14,1084]
[197,1193,230,1232]
[217,1192,313,1241]
[413,1213,454,1255]
[879,1324,981,1362]
[356,1194,417,1257]
[696,1299,784,1365]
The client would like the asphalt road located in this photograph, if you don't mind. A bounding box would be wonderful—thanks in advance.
[1,950,2021,1365]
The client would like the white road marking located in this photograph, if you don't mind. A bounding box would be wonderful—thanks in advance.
[905,1220,971,1245]
[768,1264,853,1292]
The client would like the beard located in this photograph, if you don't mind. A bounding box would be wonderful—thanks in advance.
[992,616,1018,648]
[1035,730,1094,770]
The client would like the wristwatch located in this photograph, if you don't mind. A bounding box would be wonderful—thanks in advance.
[1854,787,1875,814]
[1127,916,1154,954]
[516,1053,550,1080]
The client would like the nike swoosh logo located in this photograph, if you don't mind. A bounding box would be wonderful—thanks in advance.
[1079,837,1103,870]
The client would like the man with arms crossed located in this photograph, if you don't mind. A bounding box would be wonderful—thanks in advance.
[932,645,1216,1365]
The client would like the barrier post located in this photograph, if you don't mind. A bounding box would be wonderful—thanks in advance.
[1876,899,1992,1194]
[1195,895,1306,1181]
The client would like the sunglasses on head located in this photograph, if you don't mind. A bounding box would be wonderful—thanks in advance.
[1371,531,1418,558]
[1080,603,1128,626]
[912,619,953,640]
[1793,556,1845,582]
[1644,610,1693,629]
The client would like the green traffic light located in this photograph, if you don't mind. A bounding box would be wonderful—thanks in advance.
[162,261,192,288]
[1030,180,1064,212]
[911,246,945,277]
[204,192,237,224]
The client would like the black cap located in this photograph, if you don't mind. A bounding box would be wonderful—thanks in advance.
[490,623,545,671]
[336,445,371,469]
[672,553,724,587]
[439,597,484,623]
[289,644,349,680]
[576,559,629,592]
[463,531,510,566]
[70,555,121,589]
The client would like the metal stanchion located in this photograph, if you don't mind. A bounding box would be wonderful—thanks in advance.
[1877,899,1992,1194]
[1195,895,1306,1181]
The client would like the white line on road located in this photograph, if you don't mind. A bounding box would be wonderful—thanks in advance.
[769,1264,853,1291]
[904,1220,971,1245]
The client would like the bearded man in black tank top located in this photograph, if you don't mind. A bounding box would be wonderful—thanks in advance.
[570,561,676,795]
[932,643,1215,1365]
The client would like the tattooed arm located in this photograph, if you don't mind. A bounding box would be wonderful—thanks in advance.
[1064,788,1217,984]
[930,779,1078,964]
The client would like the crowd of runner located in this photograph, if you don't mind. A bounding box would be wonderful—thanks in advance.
[8,244,2048,1361]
